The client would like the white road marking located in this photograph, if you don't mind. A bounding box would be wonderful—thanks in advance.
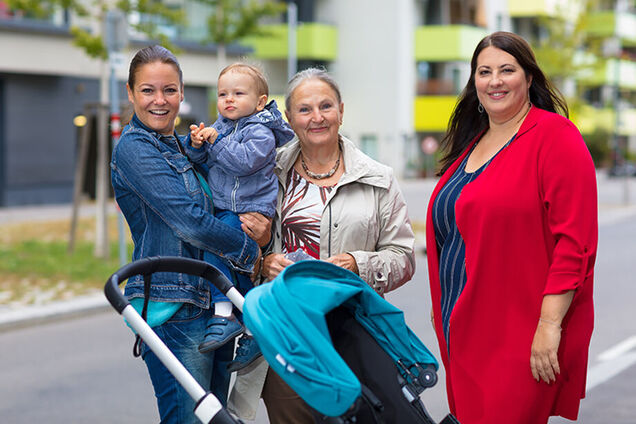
[586,335,636,392]
[598,335,636,362]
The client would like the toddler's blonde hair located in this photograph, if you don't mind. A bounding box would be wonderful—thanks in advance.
[219,63,269,97]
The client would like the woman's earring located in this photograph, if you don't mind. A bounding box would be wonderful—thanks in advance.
[478,103,484,114]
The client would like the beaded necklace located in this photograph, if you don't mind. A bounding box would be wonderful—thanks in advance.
[300,150,341,179]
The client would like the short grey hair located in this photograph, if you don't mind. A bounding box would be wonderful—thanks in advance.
[285,68,342,112]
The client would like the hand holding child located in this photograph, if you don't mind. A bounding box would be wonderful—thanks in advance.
[189,123,219,148]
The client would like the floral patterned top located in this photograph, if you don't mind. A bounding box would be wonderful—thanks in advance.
[281,168,335,258]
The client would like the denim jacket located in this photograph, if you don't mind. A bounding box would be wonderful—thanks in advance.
[111,114,260,308]
[186,100,294,217]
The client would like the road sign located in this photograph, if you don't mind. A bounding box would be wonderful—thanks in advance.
[421,136,439,155]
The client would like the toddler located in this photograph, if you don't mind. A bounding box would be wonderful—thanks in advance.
[186,63,294,372]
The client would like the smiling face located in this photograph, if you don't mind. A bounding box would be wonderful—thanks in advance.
[474,46,532,123]
[217,71,267,121]
[285,78,343,148]
[127,61,183,135]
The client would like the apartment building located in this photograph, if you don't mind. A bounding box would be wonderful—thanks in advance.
[508,0,636,167]
[0,3,242,206]
[1,0,633,206]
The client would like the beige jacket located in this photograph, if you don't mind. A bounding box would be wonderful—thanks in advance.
[227,136,415,418]
[271,135,416,294]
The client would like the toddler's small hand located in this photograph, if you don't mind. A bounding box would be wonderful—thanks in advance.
[200,127,219,144]
[189,122,206,148]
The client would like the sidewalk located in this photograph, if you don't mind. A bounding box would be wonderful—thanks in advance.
[0,202,118,332]
[1,174,635,332]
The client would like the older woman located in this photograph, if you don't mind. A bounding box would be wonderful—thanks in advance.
[111,45,268,424]
[229,68,416,423]
[426,32,597,423]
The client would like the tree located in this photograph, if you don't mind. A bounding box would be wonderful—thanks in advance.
[6,0,184,59]
[7,0,184,260]
[531,0,616,166]
[532,0,602,105]
[6,0,286,259]
[198,0,286,67]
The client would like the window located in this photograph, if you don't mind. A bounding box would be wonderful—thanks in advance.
[360,134,378,160]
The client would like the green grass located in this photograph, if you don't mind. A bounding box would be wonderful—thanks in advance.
[0,240,132,304]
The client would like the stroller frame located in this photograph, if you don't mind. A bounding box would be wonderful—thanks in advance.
[105,256,244,424]
[105,256,459,424]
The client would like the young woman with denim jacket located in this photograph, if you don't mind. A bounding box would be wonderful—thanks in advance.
[110,45,268,424]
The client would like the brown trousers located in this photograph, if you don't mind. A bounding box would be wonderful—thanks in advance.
[261,367,315,424]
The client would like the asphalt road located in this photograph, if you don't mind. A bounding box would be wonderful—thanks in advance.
[1,212,634,423]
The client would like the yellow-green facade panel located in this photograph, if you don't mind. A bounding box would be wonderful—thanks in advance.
[413,97,636,136]
[573,105,636,136]
[414,96,457,132]
[415,25,488,62]
[577,59,636,90]
[587,11,636,47]
[508,0,552,17]
[241,23,337,61]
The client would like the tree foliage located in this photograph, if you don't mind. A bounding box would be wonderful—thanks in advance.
[7,0,286,61]
[6,0,184,60]
[532,0,602,88]
[199,0,285,45]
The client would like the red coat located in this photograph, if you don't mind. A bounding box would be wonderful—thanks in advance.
[426,107,597,423]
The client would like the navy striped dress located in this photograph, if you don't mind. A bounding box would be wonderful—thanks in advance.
[432,135,514,346]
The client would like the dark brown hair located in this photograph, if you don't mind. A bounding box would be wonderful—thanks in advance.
[127,45,183,89]
[438,31,568,175]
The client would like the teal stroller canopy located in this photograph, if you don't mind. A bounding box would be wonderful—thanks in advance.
[243,261,439,417]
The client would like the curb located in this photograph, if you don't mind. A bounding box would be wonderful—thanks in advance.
[0,194,632,333]
[0,293,111,333]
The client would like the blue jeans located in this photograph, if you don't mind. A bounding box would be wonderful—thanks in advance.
[205,209,254,302]
[142,303,234,424]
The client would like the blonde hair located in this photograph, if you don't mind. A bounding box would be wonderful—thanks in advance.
[219,63,269,96]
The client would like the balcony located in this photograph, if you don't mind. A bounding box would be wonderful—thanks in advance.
[413,96,458,132]
[415,25,488,62]
[577,59,636,90]
[508,0,569,18]
[573,104,636,136]
[587,11,636,47]
[241,23,337,61]
[416,79,455,96]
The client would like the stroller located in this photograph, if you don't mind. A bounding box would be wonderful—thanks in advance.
[105,256,459,424]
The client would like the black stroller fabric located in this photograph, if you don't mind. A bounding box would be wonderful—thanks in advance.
[318,306,437,424]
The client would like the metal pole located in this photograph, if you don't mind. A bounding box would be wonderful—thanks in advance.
[107,10,129,264]
[611,41,629,205]
[69,105,93,252]
[95,101,110,259]
[109,63,127,265]
[287,2,297,82]
[612,3,630,205]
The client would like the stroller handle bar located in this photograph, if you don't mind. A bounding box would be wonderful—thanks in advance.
[104,256,238,314]
[104,256,245,424]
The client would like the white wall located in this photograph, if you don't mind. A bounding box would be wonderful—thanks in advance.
[0,31,238,88]
[484,0,512,32]
[321,0,417,178]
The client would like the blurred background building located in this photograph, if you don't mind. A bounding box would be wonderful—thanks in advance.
[0,0,634,206]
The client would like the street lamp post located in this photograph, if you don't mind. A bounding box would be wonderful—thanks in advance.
[611,52,630,205]
[287,1,298,82]
[603,36,629,205]
[106,10,129,265]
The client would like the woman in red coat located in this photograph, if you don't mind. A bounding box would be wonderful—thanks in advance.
[426,31,597,423]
